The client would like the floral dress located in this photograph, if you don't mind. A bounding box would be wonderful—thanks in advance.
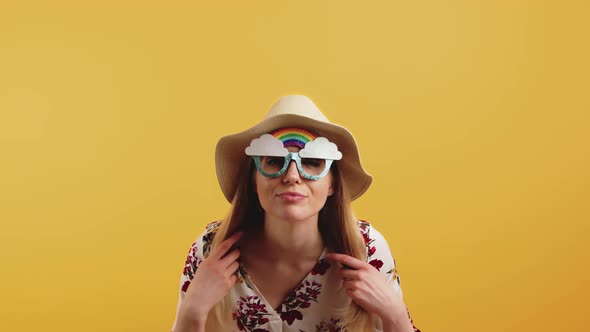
[172,220,421,332]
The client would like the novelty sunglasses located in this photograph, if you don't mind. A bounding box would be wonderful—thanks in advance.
[251,153,334,180]
[245,131,343,181]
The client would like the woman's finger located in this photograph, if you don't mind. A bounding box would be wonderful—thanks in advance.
[342,279,358,290]
[221,249,240,268]
[226,261,240,275]
[210,231,243,260]
[219,249,240,267]
[338,267,359,280]
[229,274,237,285]
[325,253,367,270]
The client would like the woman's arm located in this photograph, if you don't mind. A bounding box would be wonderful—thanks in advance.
[171,227,243,331]
[172,305,207,332]
[326,221,421,332]
[325,251,420,332]
[381,312,416,332]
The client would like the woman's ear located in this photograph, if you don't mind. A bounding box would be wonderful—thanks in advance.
[326,170,336,196]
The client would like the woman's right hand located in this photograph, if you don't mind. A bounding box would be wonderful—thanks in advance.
[179,231,243,321]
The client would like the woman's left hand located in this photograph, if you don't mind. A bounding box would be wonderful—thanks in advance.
[325,253,409,323]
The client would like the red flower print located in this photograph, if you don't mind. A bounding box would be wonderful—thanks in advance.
[277,280,322,325]
[279,310,303,325]
[359,220,380,264]
[362,231,371,245]
[311,258,331,275]
[358,220,375,249]
[232,296,271,331]
[181,280,191,292]
[201,231,215,257]
[181,223,221,289]
[315,318,344,332]
[182,242,202,287]
[369,259,384,271]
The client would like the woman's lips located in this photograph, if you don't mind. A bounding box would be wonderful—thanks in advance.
[277,192,307,202]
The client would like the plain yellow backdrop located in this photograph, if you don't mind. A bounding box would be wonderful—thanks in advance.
[1,1,588,331]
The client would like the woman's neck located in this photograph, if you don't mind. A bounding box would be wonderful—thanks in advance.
[254,214,324,263]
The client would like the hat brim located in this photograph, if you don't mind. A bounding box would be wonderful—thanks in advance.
[215,114,372,203]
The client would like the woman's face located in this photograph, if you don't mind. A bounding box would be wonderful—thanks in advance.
[253,146,334,223]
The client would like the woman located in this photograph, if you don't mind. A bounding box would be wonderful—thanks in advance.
[172,95,421,332]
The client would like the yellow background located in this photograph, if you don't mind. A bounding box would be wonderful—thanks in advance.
[1,1,588,331]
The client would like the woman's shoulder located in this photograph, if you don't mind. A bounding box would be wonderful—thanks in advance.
[357,219,372,235]
[356,219,395,272]
[357,219,387,243]
[179,221,223,292]
[204,220,223,233]
[187,220,223,259]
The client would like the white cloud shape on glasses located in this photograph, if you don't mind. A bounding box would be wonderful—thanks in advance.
[299,137,342,160]
[245,134,288,156]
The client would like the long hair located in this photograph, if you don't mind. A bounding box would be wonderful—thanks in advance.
[206,158,374,331]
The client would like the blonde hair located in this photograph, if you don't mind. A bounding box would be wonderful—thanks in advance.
[206,158,374,331]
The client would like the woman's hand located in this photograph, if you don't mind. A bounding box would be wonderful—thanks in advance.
[180,231,243,321]
[325,253,410,327]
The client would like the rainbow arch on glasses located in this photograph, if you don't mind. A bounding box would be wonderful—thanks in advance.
[271,127,318,149]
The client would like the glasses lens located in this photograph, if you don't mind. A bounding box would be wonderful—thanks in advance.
[300,158,327,176]
[259,156,286,175]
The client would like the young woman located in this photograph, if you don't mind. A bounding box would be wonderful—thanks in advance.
[171,95,421,332]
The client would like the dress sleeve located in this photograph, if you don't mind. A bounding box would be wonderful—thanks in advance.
[170,221,220,332]
[359,221,422,332]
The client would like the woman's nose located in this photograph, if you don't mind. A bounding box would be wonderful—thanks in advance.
[282,160,301,184]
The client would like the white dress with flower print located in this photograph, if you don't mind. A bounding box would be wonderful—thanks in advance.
[171,220,421,332]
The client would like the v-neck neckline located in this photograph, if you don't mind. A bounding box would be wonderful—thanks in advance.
[237,247,328,315]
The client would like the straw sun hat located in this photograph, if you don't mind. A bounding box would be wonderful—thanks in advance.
[215,95,372,203]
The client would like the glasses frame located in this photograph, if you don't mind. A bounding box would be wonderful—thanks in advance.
[251,152,334,180]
